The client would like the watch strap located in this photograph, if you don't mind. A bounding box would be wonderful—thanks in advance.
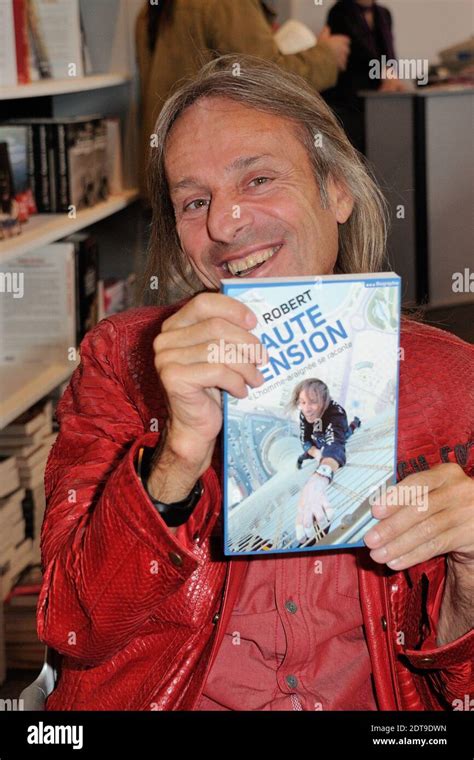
[137,446,203,527]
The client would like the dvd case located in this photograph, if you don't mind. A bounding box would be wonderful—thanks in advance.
[221,273,401,556]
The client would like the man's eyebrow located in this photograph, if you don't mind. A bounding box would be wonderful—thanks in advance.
[169,154,276,194]
[226,154,274,172]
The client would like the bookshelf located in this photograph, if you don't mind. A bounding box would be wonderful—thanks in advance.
[0,73,132,101]
[0,361,80,430]
[0,189,139,262]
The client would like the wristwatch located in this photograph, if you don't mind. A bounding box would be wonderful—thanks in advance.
[137,446,203,527]
[315,463,334,484]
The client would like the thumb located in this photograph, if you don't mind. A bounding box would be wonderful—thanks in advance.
[318,25,331,41]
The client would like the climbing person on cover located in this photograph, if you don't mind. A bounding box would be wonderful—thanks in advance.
[289,378,360,543]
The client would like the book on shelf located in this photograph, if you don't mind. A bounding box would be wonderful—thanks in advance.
[221,272,401,556]
[105,118,124,195]
[0,456,21,499]
[4,116,111,213]
[0,243,76,365]
[0,125,37,223]
[0,537,33,602]
[28,0,83,79]
[12,0,30,84]
[1,0,86,87]
[4,565,44,669]
[0,398,53,437]
[0,0,18,87]
[0,142,23,240]
[0,399,56,578]
[98,273,136,320]
[63,233,99,344]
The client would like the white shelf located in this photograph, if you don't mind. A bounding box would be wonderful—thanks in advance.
[0,360,79,429]
[0,189,139,261]
[0,73,131,101]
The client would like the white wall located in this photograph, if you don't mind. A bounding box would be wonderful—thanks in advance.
[273,0,474,64]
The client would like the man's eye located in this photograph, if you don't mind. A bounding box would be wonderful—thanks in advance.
[184,198,209,212]
[249,176,271,187]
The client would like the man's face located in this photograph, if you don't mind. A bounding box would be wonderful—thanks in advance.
[299,389,324,423]
[165,97,353,289]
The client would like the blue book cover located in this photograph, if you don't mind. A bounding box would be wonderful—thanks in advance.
[221,273,401,556]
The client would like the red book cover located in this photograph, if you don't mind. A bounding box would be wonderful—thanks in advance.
[12,0,30,85]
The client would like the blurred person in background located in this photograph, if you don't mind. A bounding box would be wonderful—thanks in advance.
[323,0,407,152]
[135,0,351,203]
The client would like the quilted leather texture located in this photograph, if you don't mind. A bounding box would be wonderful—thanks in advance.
[37,304,474,711]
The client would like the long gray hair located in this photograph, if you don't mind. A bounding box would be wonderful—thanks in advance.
[140,54,389,305]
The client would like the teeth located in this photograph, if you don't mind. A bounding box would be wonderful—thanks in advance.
[227,246,280,276]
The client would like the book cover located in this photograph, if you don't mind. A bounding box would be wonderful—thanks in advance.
[0,243,76,365]
[221,273,401,556]
[28,0,83,79]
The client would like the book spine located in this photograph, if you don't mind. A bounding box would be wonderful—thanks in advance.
[25,125,36,204]
[46,124,57,213]
[12,0,30,85]
[55,123,69,212]
[33,124,50,212]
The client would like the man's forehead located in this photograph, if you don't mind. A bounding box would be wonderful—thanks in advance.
[165,100,305,189]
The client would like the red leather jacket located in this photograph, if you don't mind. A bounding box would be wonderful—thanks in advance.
[38,303,474,711]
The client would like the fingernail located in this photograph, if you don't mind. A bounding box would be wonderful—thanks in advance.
[370,546,388,561]
[387,557,403,569]
[366,529,381,545]
[245,311,257,327]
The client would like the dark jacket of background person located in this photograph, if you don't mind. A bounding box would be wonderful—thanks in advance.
[135,0,339,201]
[323,0,396,151]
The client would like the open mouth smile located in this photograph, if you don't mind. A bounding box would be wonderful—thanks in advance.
[223,244,282,277]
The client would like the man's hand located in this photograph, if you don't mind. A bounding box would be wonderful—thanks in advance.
[152,292,266,472]
[364,463,474,643]
[365,463,474,569]
[296,473,334,541]
[318,25,351,72]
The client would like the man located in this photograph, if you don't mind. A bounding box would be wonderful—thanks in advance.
[38,56,474,711]
[135,0,350,201]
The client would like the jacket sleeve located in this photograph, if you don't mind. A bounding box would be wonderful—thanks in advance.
[206,0,339,92]
[37,318,221,666]
[401,557,474,708]
[321,405,348,467]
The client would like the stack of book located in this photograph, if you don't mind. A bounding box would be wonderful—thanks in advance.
[0,0,89,87]
[4,565,44,669]
[0,400,56,573]
[0,449,28,602]
[0,116,121,216]
[0,482,30,602]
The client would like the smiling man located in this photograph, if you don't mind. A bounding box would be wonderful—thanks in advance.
[38,55,474,711]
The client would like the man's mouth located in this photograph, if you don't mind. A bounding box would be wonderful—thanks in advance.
[223,244,282,277]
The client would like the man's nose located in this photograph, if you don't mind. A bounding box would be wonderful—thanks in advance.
[206,193,254,243]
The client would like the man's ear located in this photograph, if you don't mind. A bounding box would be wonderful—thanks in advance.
[327,175,354,224]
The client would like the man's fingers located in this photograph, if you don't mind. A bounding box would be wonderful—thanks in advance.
[373,525,472,572]
[156,342,265,388]
[367,464,469,546]
[155,318,265,355]
[161,292,257,332]
[368,505,473,565]
[160,360,263,400]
